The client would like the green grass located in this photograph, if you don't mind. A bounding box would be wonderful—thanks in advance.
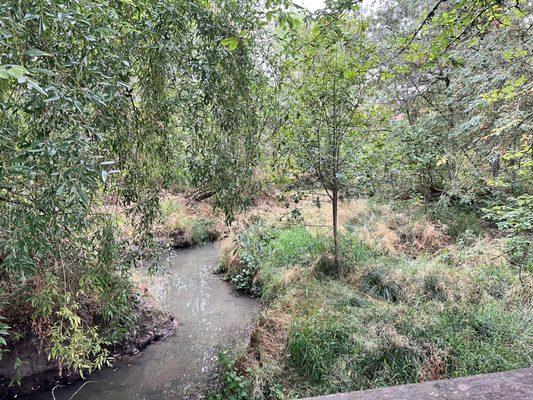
[288,315,352,385]
[214,214,532,400]
[260,226,325,300]
[430,203,485,239]
[269,226,326,268]
[285,298,531,395]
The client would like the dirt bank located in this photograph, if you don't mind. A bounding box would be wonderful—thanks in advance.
[0,299,176,399]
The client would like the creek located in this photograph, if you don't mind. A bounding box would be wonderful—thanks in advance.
[32,243,258,400]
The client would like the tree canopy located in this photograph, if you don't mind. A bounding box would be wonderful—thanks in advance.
[0,0,531,388]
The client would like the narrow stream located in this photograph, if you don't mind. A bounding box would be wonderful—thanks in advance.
[33,243,258,400]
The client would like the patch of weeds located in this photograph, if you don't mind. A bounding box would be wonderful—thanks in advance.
[227,199,532,399]
[471,265,514,302]
[361,268,402,302]
[340,234,376,272]
[313,253,339,278]
[229,222,273,294]
[335,295,371,309]
[423,273,448,301]
[355,339,421,387]
[431,303,532,376]
[190,218,213,244]
[269,226,325,269]
[288,316,352,384]
[266,383,285,400]
[259,226,325,300]
[0,317,8,357]
[210,350,252,400]
[9,357,23,387]
[431,202,484,239]
[159,196,182,221]
[230,262,259,294]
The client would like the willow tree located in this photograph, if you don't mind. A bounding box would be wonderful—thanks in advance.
[279,14,386,265]
[0,0,266,381]
[183,0,265,221]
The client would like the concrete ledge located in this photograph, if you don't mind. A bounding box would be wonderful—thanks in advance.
[302,368,533,400]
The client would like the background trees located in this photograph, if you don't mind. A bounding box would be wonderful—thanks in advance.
[373,0,532,205]
[266,0,531,267]
[369,0,532,267]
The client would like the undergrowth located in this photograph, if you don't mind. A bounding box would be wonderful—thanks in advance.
[157,194,220,247]
[213,199,532,399]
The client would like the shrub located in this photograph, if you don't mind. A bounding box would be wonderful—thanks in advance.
[190,218,213,244]
[228,222,273,294]
[210,351,253,400]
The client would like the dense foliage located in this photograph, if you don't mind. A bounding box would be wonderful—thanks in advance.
[0,0,271,381]
[213,0,532,398]
[1,0,531,396]
[261,0,532,270]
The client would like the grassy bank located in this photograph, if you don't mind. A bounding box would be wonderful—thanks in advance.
[213,197,532,399]
[156,193,223,248]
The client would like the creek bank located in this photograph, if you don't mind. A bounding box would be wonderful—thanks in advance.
[0,298,175,399]
[170,227,221,249]
[0,193,226,399]
[212,198,532,399]
[27,243,259,400]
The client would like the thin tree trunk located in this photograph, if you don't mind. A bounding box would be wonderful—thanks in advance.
[332,187,339,266]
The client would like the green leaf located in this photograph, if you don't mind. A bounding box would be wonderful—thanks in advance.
[221,36,239,51]
[2,65,29,80]
[78,185,89,206]
[27,79,47,95]
[24,49,52,57]
[343,70,356,80]
[29,67,56,76]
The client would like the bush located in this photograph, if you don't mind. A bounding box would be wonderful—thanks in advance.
[210,351,253,400]
[190,218,213,244]
[228,222,273,294]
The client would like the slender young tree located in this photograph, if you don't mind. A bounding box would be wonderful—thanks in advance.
[280,14,385,266]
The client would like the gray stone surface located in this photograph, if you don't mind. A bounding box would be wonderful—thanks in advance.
[302,368,533,400]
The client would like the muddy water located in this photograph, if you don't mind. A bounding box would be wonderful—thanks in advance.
[33,243,258,400]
